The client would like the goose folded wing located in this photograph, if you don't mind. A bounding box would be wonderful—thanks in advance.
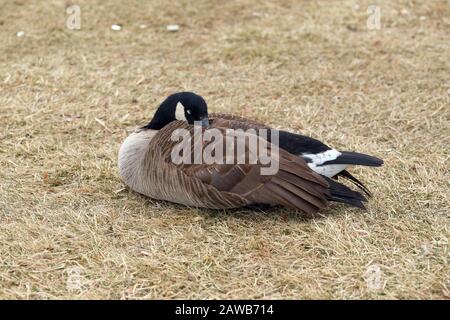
[209,113,270,131]
[155,121,331,214]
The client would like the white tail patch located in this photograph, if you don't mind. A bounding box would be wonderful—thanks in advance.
[309,163,349,177]
[302,149,347,177]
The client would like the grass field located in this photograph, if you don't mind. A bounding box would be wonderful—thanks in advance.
[0,0,448,299]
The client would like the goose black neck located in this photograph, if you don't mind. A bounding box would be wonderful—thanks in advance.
[144,93,181,130]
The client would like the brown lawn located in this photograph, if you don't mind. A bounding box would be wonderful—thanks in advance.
[0,0,448,299]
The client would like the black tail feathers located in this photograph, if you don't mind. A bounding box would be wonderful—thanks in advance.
[336,170,372,197]
[323,151,383,167]
[325,177,367,209]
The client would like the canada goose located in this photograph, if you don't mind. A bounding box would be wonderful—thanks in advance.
[118,92,383,215]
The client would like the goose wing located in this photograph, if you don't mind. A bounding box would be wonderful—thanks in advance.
[210,113,382,196]
[153,121,331,215]
[210,112,270,131]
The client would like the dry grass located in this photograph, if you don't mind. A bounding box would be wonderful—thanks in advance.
[0,0,449,299]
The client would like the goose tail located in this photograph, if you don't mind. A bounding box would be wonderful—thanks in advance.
[325,177,367,209]
[324,151,383,167]
[336,170,372,197]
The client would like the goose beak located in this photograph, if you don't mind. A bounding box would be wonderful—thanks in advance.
[201,117,209,128]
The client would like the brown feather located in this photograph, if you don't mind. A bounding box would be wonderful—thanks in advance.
[119,118,332,214]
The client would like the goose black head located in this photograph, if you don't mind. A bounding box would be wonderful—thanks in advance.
[144,92,209,130]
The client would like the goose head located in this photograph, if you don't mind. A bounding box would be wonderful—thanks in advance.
[144,92,209,130]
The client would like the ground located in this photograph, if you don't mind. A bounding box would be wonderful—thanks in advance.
[0,0,449,299]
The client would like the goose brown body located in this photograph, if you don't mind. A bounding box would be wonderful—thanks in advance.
[119,120,333,214]
[118,91,380,215]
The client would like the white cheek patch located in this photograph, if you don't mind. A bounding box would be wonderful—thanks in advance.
[175,102,187,121]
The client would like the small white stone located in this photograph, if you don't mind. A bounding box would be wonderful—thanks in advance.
[16,31,25,37]
[139,24,147,29]
[111,24,122,31]
[419,16,427,21]
[166,24,180,32]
